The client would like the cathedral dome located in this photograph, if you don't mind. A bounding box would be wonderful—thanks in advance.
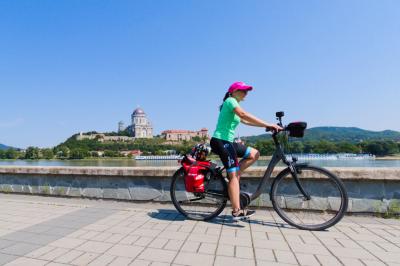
[132,108,145,115]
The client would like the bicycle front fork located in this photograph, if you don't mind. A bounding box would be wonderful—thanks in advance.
[289,163,311,200]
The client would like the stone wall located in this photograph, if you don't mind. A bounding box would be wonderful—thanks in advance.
[0,166,399,214]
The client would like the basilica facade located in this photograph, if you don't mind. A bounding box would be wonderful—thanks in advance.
[118,108,153,138]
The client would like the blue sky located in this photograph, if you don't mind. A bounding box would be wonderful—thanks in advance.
[1,1,399,148]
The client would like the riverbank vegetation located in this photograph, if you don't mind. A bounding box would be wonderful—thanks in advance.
[1,137,399,160]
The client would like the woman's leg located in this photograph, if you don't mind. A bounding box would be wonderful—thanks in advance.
[238,148,260,179]
[210,138,241,211]
[227,171,240,211]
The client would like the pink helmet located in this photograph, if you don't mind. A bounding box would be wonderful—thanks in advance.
[228,81,253,94]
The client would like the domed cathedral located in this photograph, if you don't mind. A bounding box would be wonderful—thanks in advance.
[130,107,153,138]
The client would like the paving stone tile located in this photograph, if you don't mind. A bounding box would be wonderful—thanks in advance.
[39,247,70,261]
[75,240,113,253]
[198,243,217,255]
[289,242,331,256]
[0,254,18,266]
[164,239,184,251]
[315,255,342,265]
[295,253,320,266]
[254,248,275,262]
[257,260,295,265]
[54,250,85,264]
[106,244,144,258]
[374,242,400,252]
[148,238,168,249]
[327,246,376,260]
[267,233,286,242]
[361,259,387,266]
[219,236,252,247]
[1,242,42,256]
[91,232,113,242]
[174,252,214,266]
[105,234,126,244]
[0,239,17,249]
[49,237,87,249]
[129,259,151,266]
[78,231,100,240]
[253,239,291,251]
[336,238,363,249]
[137,248,177,263]
[46,262,73,266]
[135,236,153,247]
[109,256,134,265]
[216,244,235,257]
[158,231,188,241]
[25,246,56,259]
[214,255,255,266]
[4,257,48,266]
[371,251,400,264]
[340,257,365,266]
[181,241,201,253]
[235,246,254,259]
[274,250,297,264]
[44,227,75,237]
[150,262,171,266]
[70,252,99,265]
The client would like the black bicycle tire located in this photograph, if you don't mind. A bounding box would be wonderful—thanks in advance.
[271,165,348,231]
[170,167,228,221]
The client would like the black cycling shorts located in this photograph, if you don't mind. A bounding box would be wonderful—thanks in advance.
[210,137,252,173]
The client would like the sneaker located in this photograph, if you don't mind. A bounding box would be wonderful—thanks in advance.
[232,209,256,221]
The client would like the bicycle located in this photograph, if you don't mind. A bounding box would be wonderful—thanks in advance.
[170,112,348,231]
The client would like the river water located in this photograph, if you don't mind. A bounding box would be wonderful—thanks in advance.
[0,159,399,168]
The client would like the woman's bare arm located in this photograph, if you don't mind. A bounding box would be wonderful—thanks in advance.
[235,106,282,130]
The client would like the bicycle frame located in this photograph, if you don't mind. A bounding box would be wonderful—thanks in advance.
[249,132,286,201]
[247,132,311,202]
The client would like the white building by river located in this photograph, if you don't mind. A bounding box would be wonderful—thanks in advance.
[119,107,153,139]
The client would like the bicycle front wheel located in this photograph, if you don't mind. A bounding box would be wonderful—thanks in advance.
[271,165,348,230]
[170,168,228,221]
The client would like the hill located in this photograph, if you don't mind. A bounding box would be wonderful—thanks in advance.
[0,143,13,150]
[243,127,400,143]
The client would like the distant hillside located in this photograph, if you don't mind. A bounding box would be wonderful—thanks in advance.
[0,143,13,150]
[244,127,400,143]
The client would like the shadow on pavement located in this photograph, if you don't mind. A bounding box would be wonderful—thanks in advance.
[148,209,293,229]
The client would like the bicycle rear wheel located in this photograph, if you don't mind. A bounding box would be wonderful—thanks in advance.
[170,167,228,221]
[271,165,348,230]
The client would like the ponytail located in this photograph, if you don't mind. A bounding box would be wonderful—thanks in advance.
[219,92,231,111]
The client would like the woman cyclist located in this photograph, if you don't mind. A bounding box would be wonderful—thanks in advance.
[210,81,283,220]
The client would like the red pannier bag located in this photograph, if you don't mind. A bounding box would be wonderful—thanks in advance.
[181,156,211,193]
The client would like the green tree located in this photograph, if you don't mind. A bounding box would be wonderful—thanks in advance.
[90,151,99,157]
[0,149,5,159]
[55,146,70,158]
[5,149,19,159]
[69,148,89,159]
[362,141,398,156]
[313,141,338,154]
[104,150,119,157]
[288,141,304,153]
[41,148,54,160]
[381,141,399,155]
[25,147,40,160]
[254,140,275,156]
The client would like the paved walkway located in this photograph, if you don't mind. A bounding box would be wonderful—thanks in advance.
[0,194,399,266]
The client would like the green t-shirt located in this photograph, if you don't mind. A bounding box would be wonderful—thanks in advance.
[213,97,241,142]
